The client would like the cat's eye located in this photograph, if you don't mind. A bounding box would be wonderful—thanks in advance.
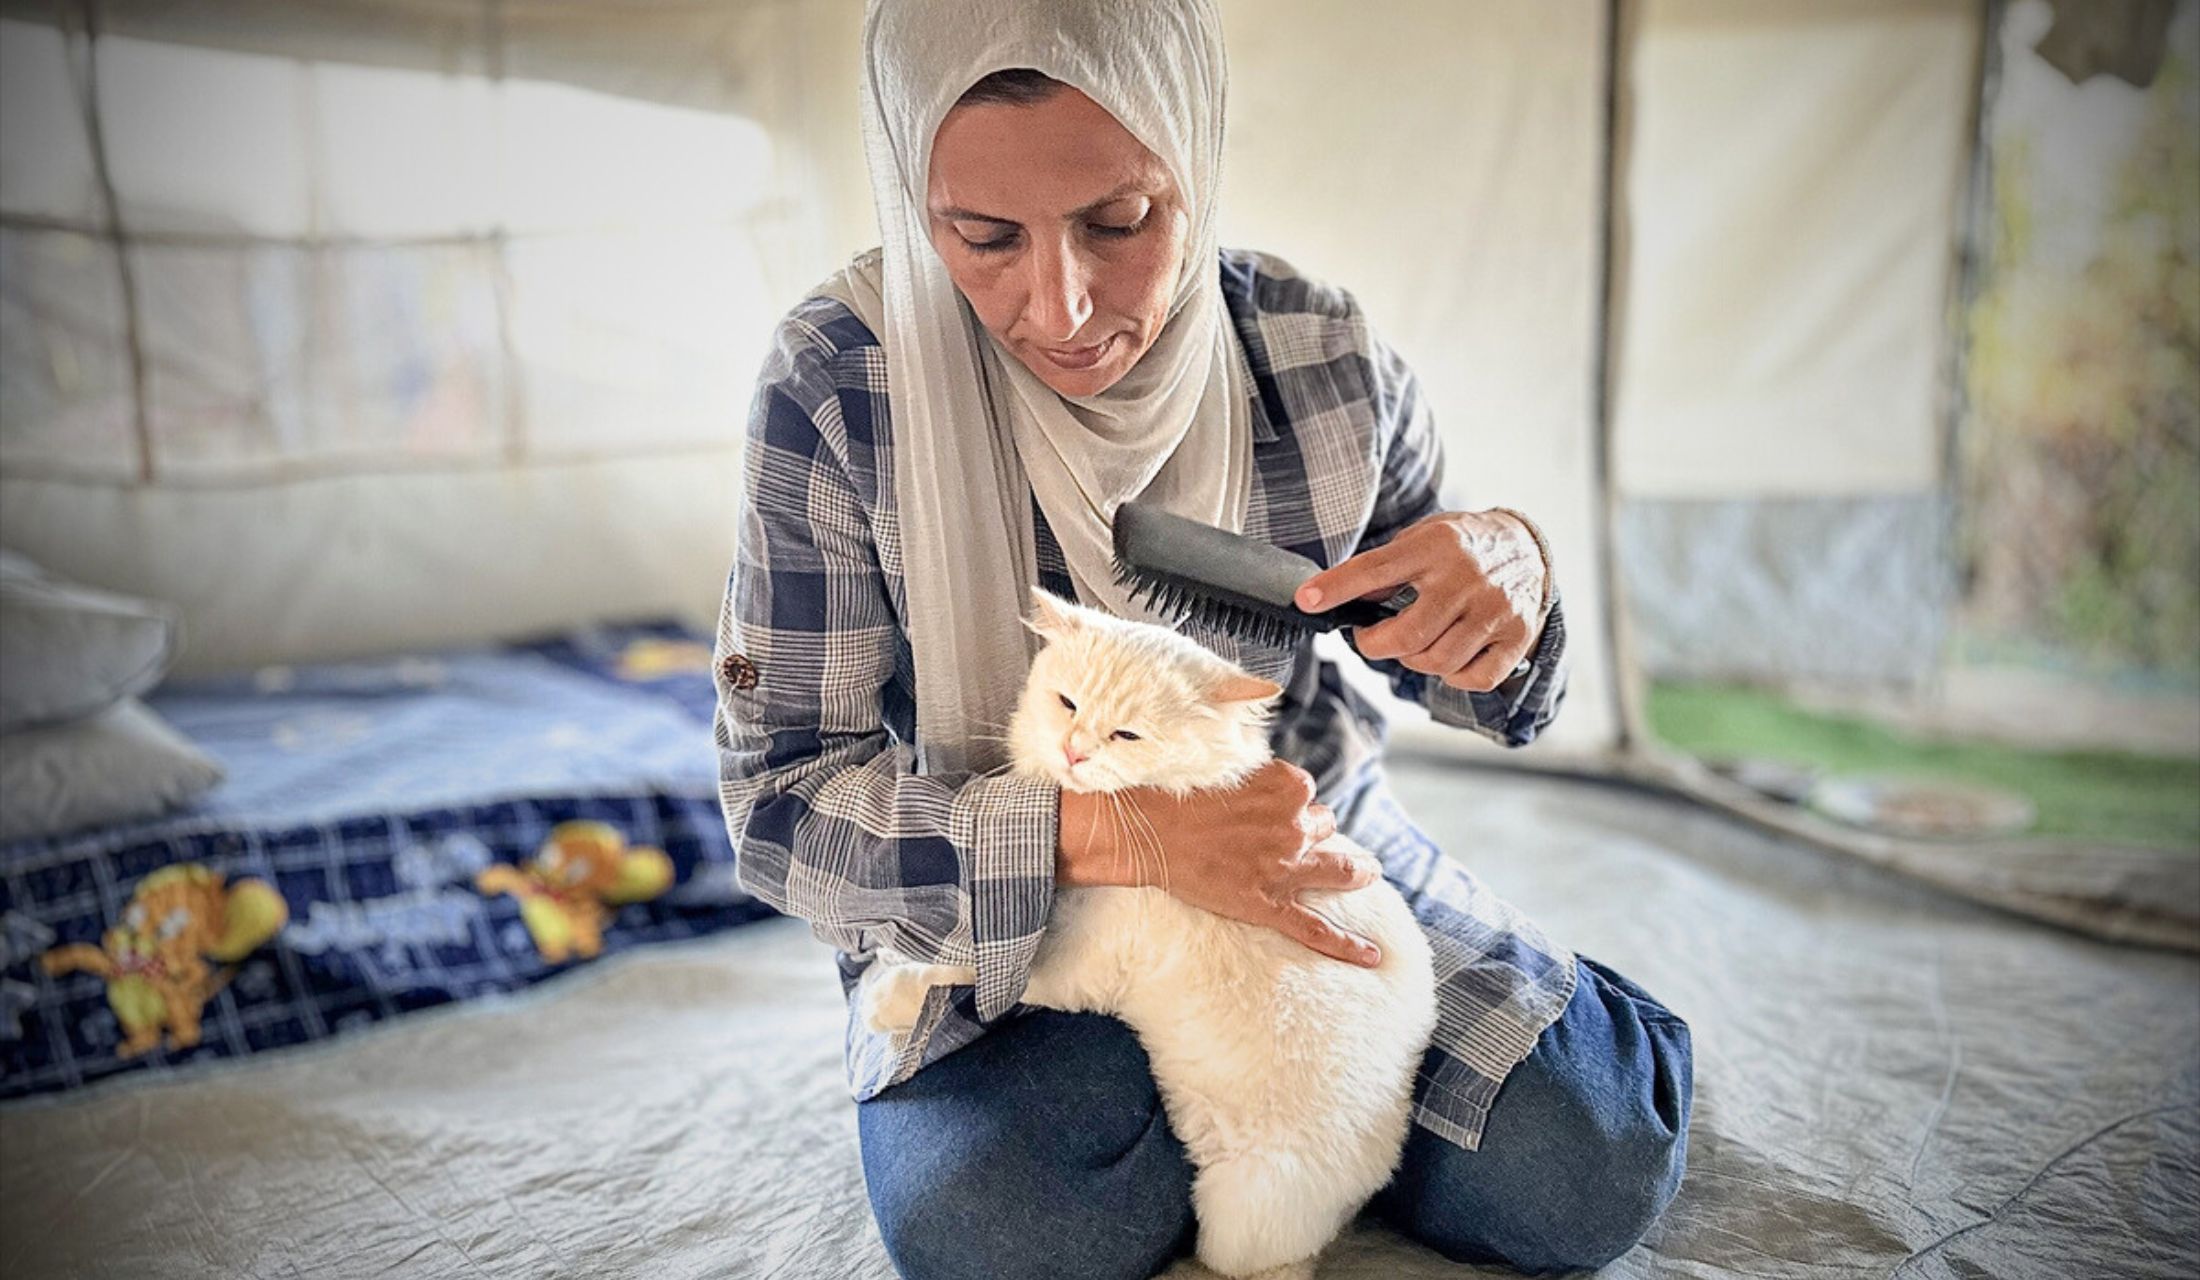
[1112,729,1141,742]
[1058,693,1077,712]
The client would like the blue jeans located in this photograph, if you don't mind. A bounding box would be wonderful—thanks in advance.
[858,956,1692,1278]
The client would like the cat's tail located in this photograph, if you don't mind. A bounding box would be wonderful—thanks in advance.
[1192,1147,1358,1279]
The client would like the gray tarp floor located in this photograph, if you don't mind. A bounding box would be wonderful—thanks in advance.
[3,761,2196,1279]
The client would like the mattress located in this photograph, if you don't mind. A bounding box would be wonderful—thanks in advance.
[0,622,773,1100]
[3,761,2192,1279]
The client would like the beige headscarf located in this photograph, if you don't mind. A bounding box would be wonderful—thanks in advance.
[812,0,1250,776]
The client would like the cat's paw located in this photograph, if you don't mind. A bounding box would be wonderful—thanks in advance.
[859,964,976,1035]
[860,966,931,1035]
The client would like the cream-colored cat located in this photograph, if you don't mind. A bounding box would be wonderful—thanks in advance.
[862,589,1437,1280]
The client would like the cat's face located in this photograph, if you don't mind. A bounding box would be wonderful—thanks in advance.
[1008,590,1282,795]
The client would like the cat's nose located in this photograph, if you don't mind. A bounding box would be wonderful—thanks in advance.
[1063,742,1089,766]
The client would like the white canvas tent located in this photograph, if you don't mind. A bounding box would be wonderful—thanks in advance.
[16,0,2187,946]
[0,0,1995,766]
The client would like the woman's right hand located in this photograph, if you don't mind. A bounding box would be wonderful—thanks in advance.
[1057,760,1385,967]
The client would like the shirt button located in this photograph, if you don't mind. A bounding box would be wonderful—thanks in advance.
[718,652,760,691]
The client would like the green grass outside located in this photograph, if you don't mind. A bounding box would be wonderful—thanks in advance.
[1646,682,2200,851]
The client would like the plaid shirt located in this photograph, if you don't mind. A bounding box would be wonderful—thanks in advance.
[714,249,1576,1151]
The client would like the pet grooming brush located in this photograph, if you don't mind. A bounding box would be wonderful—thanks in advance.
[1109,501,1407,648]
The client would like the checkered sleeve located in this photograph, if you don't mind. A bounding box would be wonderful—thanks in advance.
[712,317,1058,1022]
[1353,329,1569,748]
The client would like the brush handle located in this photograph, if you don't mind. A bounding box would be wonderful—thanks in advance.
[1322,592,1409,631]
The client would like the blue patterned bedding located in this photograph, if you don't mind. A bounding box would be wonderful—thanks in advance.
[0,621,773,1100]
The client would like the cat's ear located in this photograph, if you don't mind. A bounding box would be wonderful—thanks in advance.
[1206,672,1284,706]
[1024,588,1081,643]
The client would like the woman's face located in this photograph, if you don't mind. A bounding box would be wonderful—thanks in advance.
[925,86,1189,398]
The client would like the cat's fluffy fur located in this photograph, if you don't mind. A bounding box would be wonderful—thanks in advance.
[862,590,1437,1280]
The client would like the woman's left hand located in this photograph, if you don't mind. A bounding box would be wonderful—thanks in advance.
[1294,510,1550,693]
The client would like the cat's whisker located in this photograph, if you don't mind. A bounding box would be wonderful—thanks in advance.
[1100,792,1145,888]
[1119,794,1171,893]
[1101,793,1140,886]
[1108,791,1170,894]
[1099,792,1135,885]
[1145,817,1173,895]
[1109,794,1147,888]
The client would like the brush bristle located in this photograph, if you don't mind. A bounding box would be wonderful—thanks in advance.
[1107,501,1399,647]
[1112,558,1321,649]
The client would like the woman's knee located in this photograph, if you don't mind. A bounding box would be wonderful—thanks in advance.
[1392,1108,1687,1272]
[1382,957,1694,1272]
[858,1011,1196,1280]
[865,1119,1191,1280]
[1485,1097,1689,1272]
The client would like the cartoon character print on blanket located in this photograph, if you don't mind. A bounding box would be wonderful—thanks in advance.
[40,865,289,1058]
[613,636,716,682]
[474,821,674,963]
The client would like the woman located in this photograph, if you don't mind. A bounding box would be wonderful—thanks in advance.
[713,1,1691,1275]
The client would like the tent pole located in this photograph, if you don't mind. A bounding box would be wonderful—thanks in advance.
[1937,0,2003,685]
[67,0,155,486]
[1591,0,1645,762]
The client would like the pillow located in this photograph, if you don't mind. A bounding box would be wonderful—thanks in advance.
[0,698,225,842]
[0,552,178,733]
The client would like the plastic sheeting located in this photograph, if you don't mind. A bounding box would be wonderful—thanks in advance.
[2,763,2193,1278]
[1617,494,1953,687]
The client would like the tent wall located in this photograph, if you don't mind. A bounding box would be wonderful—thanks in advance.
[0,1,862,674]
[0,0,1627,758]
[0,0,1989,749]
[1218,0,1620,758]
[1609,0,1981,689]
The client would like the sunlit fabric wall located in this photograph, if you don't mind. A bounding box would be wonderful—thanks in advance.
[0,0,862,674]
